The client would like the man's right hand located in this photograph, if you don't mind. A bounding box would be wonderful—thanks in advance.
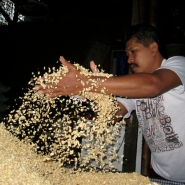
[34,56,85,98]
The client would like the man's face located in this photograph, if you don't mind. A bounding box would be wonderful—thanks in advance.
[125,38,156,73]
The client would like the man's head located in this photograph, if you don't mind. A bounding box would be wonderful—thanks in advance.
[124,23,167,58]
[124,23,167,73]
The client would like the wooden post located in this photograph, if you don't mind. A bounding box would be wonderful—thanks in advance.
[141,139,151,176]
[122,111,138,172]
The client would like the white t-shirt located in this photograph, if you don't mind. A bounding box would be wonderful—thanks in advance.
[117,56,185,182]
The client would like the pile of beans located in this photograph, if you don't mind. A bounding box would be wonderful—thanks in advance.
[0,59,159,184]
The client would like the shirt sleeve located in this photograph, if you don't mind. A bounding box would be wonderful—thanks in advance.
[116,97,135,118]
[158,56,185,94]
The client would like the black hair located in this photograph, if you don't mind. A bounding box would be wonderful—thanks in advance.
[124,23,168,58]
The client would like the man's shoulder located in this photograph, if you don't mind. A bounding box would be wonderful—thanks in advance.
[161,56,185,67]
[167,56,185,62]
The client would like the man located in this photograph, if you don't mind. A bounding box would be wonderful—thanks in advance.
[35,23,185,182]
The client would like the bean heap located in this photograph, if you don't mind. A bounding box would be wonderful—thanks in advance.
[0,122,159,185]
[3,61,125,171]
[0,59,159,184]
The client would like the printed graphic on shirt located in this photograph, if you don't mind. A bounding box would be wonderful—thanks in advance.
[136,95,183,153]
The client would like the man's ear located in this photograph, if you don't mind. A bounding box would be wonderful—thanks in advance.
[150,42,158,55]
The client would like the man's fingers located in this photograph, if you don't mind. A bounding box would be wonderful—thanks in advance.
[37,87,69,98]
[46,92,63,98]
[59,56,67,64]
[90,60,99,73]
[60,56,77,71]
[33,85,42,90]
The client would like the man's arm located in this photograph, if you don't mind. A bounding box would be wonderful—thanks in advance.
[115,101,128,121]
[35,56,182,98]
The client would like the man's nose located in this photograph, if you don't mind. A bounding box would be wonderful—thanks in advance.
[127,55,133,64]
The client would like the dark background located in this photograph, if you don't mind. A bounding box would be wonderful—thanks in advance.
[0,0,185,174]
[0,0,185,112]
[0,0,132,109]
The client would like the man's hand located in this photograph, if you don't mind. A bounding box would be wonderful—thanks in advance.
[34,56,85,98]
